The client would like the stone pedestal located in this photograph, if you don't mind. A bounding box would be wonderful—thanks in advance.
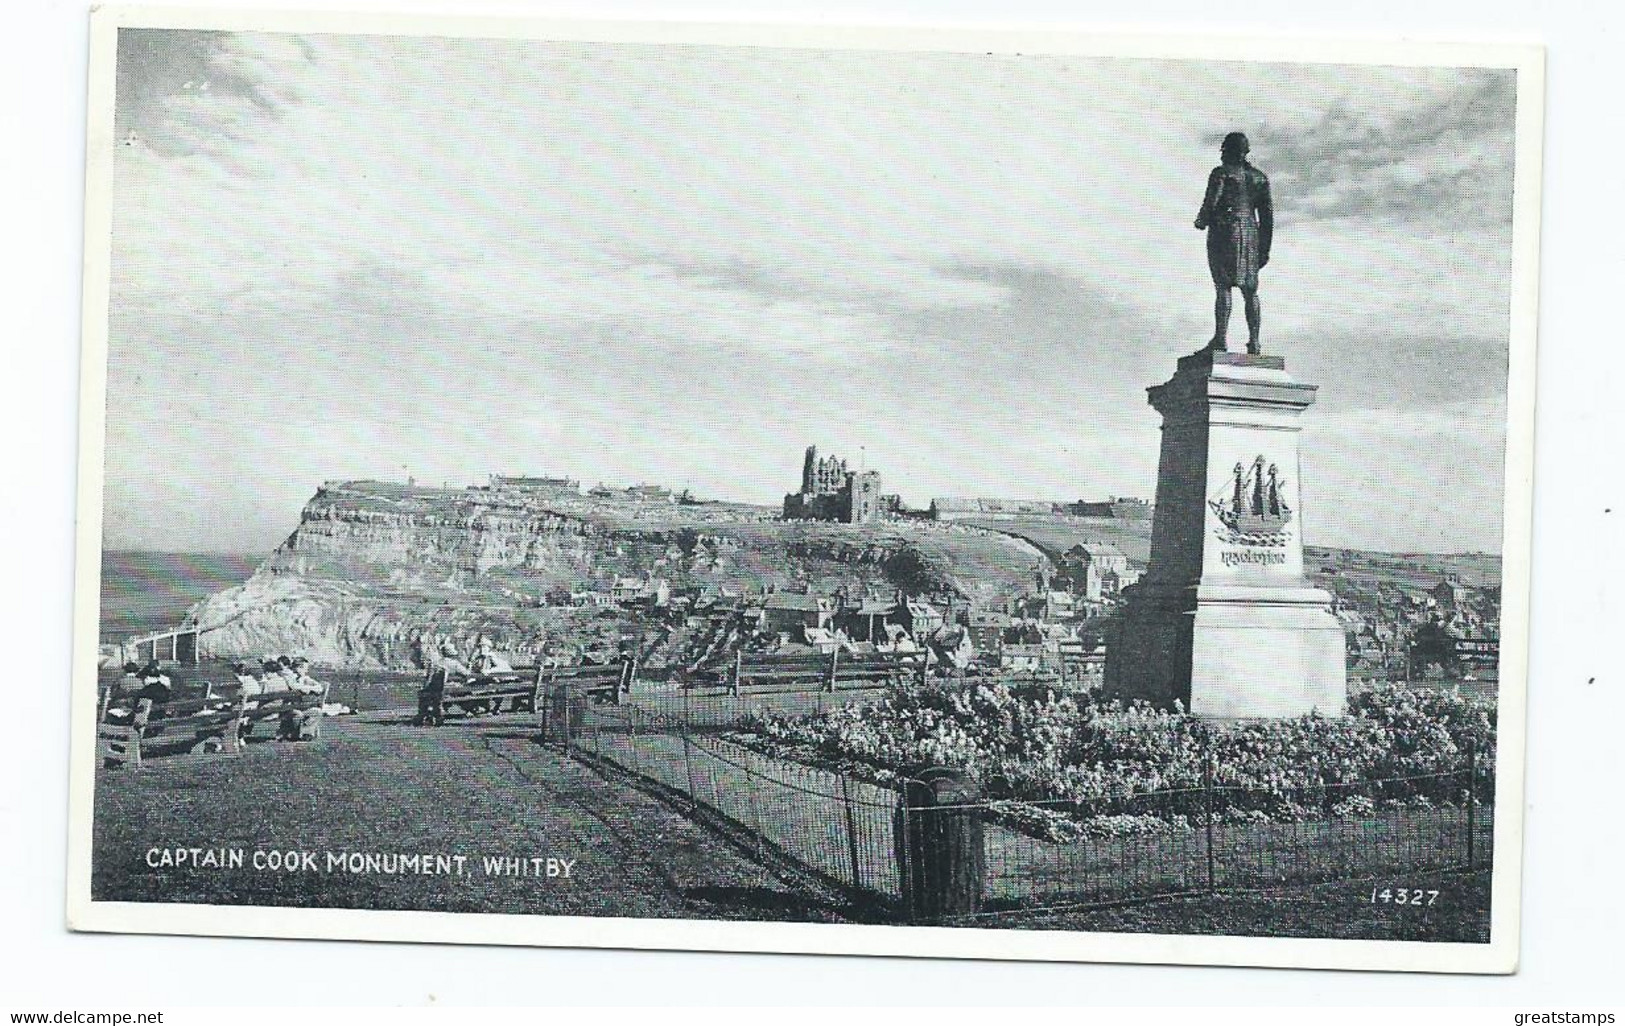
[1106,348,1347,718]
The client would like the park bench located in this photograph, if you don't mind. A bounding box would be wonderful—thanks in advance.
[695,649,923,695]
[236,682,330,744]
[414,660,634,725]
[542,659,635,705]
[98,679,328,768]
[535,660,636,744]
[415,668,544,725]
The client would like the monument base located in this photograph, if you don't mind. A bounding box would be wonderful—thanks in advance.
[1110,583,1347,718]
[1104,345,1349,718]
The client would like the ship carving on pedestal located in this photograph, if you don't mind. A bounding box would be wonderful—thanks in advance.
[1209,455,1292,547]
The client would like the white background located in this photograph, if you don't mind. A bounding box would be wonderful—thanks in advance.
[3,0,1619,1008]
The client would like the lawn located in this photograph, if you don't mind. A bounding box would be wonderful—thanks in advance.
[566,720,902,902]
[90,712,849,923]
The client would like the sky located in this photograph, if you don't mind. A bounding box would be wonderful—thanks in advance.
[103,30,1520,554]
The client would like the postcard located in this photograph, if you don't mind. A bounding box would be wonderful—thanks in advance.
[69,6,1542,973]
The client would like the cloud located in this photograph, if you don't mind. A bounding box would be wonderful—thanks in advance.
[100,33,1522,554]
[116,30,317,159]
[1236,71,1517,227]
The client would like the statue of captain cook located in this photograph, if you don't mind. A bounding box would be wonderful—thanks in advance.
[1195,131,1273,355]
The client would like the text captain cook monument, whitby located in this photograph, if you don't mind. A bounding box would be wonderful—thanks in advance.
[1105,131,1348,719]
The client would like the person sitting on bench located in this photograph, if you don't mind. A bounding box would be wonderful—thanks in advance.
[136,659,173,706]
[104,662,146,723]
[276,657,324,740]
[276,656,304,691]
[289,656,324,695]
[469,639,515,714]
[232,661,263,696]
[229,662,262,745]
[437,641,472,678]
[257,658,291,693]
[470,638,512,676]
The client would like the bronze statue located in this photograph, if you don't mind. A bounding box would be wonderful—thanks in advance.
[1195,132,1273,355]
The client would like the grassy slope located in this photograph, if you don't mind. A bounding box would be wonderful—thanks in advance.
[962,516,1155,565]
[91,715,844,922]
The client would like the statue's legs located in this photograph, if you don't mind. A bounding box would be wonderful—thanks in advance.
[1209,287,1232,350]
[1242,287,1261,355]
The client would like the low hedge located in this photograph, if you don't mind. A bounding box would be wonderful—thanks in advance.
[733,681,1495,834]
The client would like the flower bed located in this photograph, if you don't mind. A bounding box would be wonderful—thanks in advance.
[730,681,1494,836]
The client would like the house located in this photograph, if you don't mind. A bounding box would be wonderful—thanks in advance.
[740,597,769,630]
[895,598,946,638]
[927,627,976,670]
[803,626,843,654]
[875,622,922,655]
[1019,590,1078,621]
[489,475,580,496]
[1056,542,1133,601]
[762,592,835,634]
[835,595,898,643]
[966,610,1012,653]
[841,638,880,657]
[611,576,671,609]
[1102,565,1142,596]
[625,484,675,503]
[999,644,1045,672]
[1432,577,1472,610]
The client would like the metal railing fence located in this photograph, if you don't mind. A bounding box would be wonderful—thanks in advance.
[542,683,1492,924]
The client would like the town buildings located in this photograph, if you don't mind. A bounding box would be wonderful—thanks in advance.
[1066,497,1153,519]
[760,591,836,635]
[488,474,580,496]
[929,496,1152,521]
[1055,542,1141,600]
[928,497,1060,519]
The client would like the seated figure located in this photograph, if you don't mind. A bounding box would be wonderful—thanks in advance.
[470,641,513,676]
[289,657,325,695]
[232,661,264,696]
[257,658,291,693]
[135,660,173,707]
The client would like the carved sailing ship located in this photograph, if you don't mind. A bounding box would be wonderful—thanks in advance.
[1209,455,1293,545]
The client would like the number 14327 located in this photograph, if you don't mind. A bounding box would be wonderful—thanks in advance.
[1371,886,1440,906]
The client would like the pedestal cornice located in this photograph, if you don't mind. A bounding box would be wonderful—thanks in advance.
[1148,354,1320,419]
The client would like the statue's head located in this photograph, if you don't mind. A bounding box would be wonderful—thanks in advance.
[1221,131,1250,163]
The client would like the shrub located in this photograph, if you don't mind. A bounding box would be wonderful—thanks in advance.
[736,679,1496,831]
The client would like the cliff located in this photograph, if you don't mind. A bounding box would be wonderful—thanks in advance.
[185,481,1049,668]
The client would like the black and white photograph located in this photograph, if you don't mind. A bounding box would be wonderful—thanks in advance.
[66,8,1541,974]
